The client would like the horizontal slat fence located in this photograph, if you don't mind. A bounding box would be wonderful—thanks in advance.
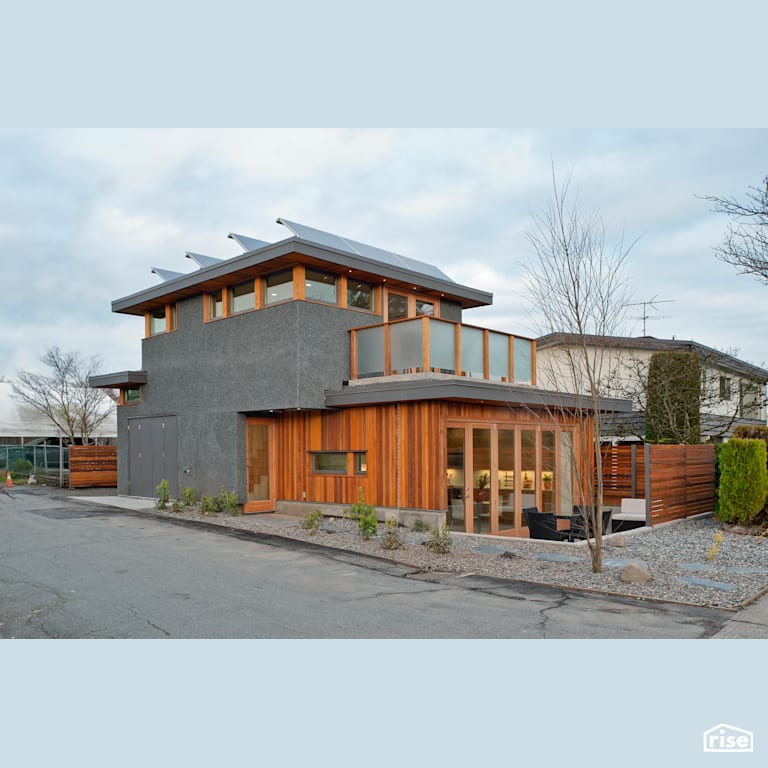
[599,443,715,525]
[69,446,118,488]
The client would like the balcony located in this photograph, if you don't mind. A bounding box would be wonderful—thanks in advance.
[350,317,535,384]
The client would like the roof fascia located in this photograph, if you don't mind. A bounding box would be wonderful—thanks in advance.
[112,238,492,315]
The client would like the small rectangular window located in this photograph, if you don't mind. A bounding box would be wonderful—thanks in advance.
[720,375,732,401]
[209,290,224,319]
[305,269,337,304]
[230,281,255,314]
[149,307,167,335]
[354,452,367,475]
[311,452,348,474]
[347,280,375,311]
[265,270,293,305]
[415,299,434,317]
[388,293,408,320]
[123,387,142,403]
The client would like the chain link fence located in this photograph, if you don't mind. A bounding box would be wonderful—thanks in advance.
[0,444,69,486]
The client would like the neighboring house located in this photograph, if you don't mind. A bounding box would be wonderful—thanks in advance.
[91,219,630,537]
[535,333,768,442]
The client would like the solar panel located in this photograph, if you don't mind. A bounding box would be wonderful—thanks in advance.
[185,252,222,268]
[228,233,271,253]
[151,267,187,282]
[276,218,455,283]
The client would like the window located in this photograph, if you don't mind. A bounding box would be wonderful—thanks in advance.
[229,281,255,314]
[415,299,434,317]
[387,293,409,320]
[347,279,375,311]
[720,375,732,401]
[123,387,142,404]
[264,270,293,305]
[310,451,367,475]
[305,269,337,304]
[311,452,348,474]
[209,290,224,319]
[148,304,176,335]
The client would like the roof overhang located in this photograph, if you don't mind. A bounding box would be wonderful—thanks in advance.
[112,238,492,316]
[89,371,147,389]
[325,375,633,412]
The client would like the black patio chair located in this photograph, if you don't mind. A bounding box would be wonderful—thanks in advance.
[571,506,612,539]
[523,507,571,542]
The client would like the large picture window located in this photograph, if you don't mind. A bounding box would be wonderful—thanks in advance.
[264,270,293,305]
[305,269,337,304]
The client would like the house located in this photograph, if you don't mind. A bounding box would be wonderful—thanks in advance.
[535,333,768,442]
[91,219,631,537]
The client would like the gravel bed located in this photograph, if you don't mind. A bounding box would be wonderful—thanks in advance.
[144,504,768,609]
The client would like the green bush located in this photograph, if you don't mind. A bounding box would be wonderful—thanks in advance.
[381,518,404,550]
[155,479,171,510]
[347,486,374,520]
[181,486,197,507]
[300,509,324,535]
[200,494,223,516]
[358,506,378,540]
[717,438,768,525]
[12,458,33,476]
[412,518,429,533]
[425,525,453,554]
[220,487,239,516]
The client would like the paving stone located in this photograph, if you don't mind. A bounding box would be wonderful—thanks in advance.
[470,545,507,555]
[725,566,768,575]
[678,562,715,572]
[677,576,737,591]
[533,552,583,563]
[603,558,649,570]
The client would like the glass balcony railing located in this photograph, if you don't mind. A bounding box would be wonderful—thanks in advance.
[350,317,535,384]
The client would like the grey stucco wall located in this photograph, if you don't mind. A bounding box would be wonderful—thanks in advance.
[116,296,379,500]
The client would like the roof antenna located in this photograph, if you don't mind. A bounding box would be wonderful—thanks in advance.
[623,296,675,336]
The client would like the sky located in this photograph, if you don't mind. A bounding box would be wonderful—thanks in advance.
[1,128,767,382]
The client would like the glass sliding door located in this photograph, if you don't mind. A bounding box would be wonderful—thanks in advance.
[446,427,466,532]
[497,429,515,531]
[472,428,492,533]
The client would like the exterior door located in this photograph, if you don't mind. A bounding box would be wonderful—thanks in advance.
[127,415,178,498]
[244,417,275,513]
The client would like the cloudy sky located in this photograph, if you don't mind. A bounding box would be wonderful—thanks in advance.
[1,128,766,381]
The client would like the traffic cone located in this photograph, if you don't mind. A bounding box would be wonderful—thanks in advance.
[6,472,14,488]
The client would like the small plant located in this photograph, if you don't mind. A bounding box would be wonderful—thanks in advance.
[221,487,239,516]
[155,479,171,510]
[347,486,374,520]
[181,486,197,507]
[300,509,324,535]
[412,518,429,533]
[706,530,724,561]
[381,518,404,550]
[200,494,222,516]
[358,506,378,540]
[425,525,453,554]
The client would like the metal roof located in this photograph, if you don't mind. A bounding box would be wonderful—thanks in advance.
[276,218,455,283]
[185,252,222,268]
[112,219,492,316]
[228,233,271,253]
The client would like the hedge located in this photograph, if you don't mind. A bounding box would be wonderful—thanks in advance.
[717,438,768,525]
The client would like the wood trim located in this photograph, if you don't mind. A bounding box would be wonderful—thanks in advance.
[144,312,151,338]
[244,417,277,514]
[339,274,348,308]
[350,329,358,380]
[421,316,430,372]
[294,265,306,301]
[222,285,231,317]
[254,277,263,310]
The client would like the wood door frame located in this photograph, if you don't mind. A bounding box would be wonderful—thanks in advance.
[244,417,276,513]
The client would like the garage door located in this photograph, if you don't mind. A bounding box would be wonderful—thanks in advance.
[127,415,178,498]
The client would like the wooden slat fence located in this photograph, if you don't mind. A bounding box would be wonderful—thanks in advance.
[600,443,716,525]
[69,446,118,488]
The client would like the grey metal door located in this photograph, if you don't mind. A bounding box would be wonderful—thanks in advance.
[128,415,178,498]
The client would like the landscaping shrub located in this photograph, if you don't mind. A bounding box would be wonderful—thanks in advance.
[200,494,223,516]
[220,487,239,516]
[300,509,323,535]
[358,506,378,540]
[425,525,452,554]
[181,486,197,507]
[412,518,429,533]
[717,438,768,525]
[381,518,404,550]
[346,486,374,520]
[155,479,171,510]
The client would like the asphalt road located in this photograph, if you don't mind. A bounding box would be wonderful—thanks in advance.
[0,491,732,639]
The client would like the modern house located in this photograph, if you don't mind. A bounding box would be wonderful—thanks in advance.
[535,333,768,442]
[91,219,630,537]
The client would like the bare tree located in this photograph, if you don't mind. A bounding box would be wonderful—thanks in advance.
[11,347,115,444]
[523,170,636,572]
[704,176,768,284]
